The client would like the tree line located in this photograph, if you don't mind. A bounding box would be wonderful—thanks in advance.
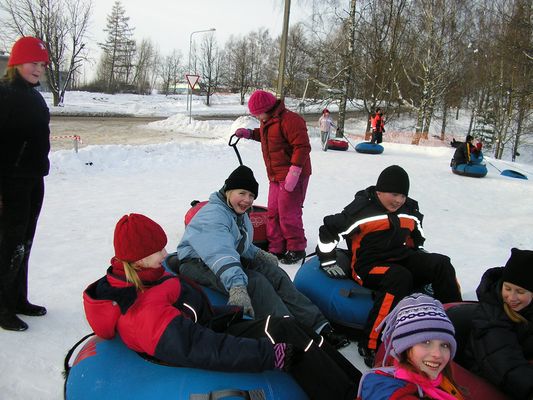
[1,0,531,158]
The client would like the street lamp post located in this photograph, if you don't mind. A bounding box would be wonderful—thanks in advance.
[187,28,216,112]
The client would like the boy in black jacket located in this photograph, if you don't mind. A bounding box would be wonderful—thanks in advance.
[316,165,462,367]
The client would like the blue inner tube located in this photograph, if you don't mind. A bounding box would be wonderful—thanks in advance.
[501,169,528,180]
[452,163,488,178]
[65,335,306,400]
[470,152,484,164]
[355,142,384,154]
[294,256,373,329]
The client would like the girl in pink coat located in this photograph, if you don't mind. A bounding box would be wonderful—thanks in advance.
[235,90,311,265]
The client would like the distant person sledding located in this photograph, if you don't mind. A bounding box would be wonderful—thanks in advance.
[318,109,352,151]
[450,135,487,178]
[355,108,385,154]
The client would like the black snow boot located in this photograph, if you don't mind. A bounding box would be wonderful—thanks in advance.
[0,309,28,331]
[15,302,47,316]
[280,250,306,265]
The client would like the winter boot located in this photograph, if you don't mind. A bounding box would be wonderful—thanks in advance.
[0,309,28,331]
[320,325,350,349]
[280,250,306,265]
[358,342,376,368]
[15,302,47,316]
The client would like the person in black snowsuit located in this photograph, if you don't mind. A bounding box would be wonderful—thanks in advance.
[450,135,475,167]
[464,248,533,400]
[316,165,462,368]
[0,37,51,331]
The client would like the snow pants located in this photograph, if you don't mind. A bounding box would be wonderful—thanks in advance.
[0,176,44,312]
[225,316,360,400]
[371,131,383,144]
[178,254,328,332]
[357,250,462,350]
[267,176,309,254]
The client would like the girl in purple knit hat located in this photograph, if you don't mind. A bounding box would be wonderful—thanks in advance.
[358,293,463,399]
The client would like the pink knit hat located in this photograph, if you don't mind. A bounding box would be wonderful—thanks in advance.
[248,90,277,116]
[8,37,49,67]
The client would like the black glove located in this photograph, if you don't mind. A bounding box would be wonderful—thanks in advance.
[273,343,304,372]
[321,263,348,279]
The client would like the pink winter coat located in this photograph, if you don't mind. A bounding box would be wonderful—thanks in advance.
[251,100,311,182]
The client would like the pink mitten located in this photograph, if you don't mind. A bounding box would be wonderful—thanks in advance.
[284,165,302,192]
[235,128,252,139]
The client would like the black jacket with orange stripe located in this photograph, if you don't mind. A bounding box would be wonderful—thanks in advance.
[316,186,425,281]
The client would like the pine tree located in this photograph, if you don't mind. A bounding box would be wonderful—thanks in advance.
[98,1,136,93]
[473,109,496,148]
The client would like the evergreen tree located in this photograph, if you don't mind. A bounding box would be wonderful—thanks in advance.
[98,1,136,93]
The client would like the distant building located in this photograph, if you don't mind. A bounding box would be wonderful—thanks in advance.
[0,51,8,76]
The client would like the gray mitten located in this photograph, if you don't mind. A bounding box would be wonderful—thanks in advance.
[255,249,279,267]
[228,285,255,318]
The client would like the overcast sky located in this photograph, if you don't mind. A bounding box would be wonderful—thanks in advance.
[87,0,312,56]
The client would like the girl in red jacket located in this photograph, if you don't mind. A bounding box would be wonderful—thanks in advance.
[83,213,360,400]
[235,90,311,265]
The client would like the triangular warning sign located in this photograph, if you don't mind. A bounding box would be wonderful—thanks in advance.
[186,74,200,90]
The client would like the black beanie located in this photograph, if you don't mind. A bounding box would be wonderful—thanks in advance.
[376,165,410,196]
[502,248,533,292]
[223,165,259,198]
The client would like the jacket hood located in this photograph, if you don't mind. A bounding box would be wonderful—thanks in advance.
[476,267,504,305]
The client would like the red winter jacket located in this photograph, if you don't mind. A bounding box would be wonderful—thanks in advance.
[83,258,276,371]
[251,100,311,182]
[371,113,384,133]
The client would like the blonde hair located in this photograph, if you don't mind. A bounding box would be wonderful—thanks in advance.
[3,66,18,81]
[225,190,234,208]
[122,260,145,291]
[504,302,528,323]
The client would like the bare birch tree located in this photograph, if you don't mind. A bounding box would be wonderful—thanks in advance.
[1,0,91,105]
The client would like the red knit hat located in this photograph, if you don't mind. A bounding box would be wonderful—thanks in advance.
[8,37,49,67]
[113,214,167,262]
[248,90,277,116]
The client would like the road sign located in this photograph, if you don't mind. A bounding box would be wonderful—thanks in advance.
[186,74,200,90]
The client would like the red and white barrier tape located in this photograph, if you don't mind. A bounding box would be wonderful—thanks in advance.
[51,135,83,144]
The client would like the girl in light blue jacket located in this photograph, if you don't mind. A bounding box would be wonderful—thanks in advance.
[176,165,348,348]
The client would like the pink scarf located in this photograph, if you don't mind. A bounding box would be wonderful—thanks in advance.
[394,364,457,400]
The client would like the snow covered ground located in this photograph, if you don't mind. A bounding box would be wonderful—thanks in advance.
[1,91,532,399]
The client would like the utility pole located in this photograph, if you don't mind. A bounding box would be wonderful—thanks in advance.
[337,0,356,137]
[276,0,291,100]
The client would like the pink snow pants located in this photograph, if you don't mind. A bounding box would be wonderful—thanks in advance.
[267,176,309,253]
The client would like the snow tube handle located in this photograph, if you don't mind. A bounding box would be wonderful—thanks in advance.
[228,134,243,166]
[190,388,266,400]
[63,332,96,399]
